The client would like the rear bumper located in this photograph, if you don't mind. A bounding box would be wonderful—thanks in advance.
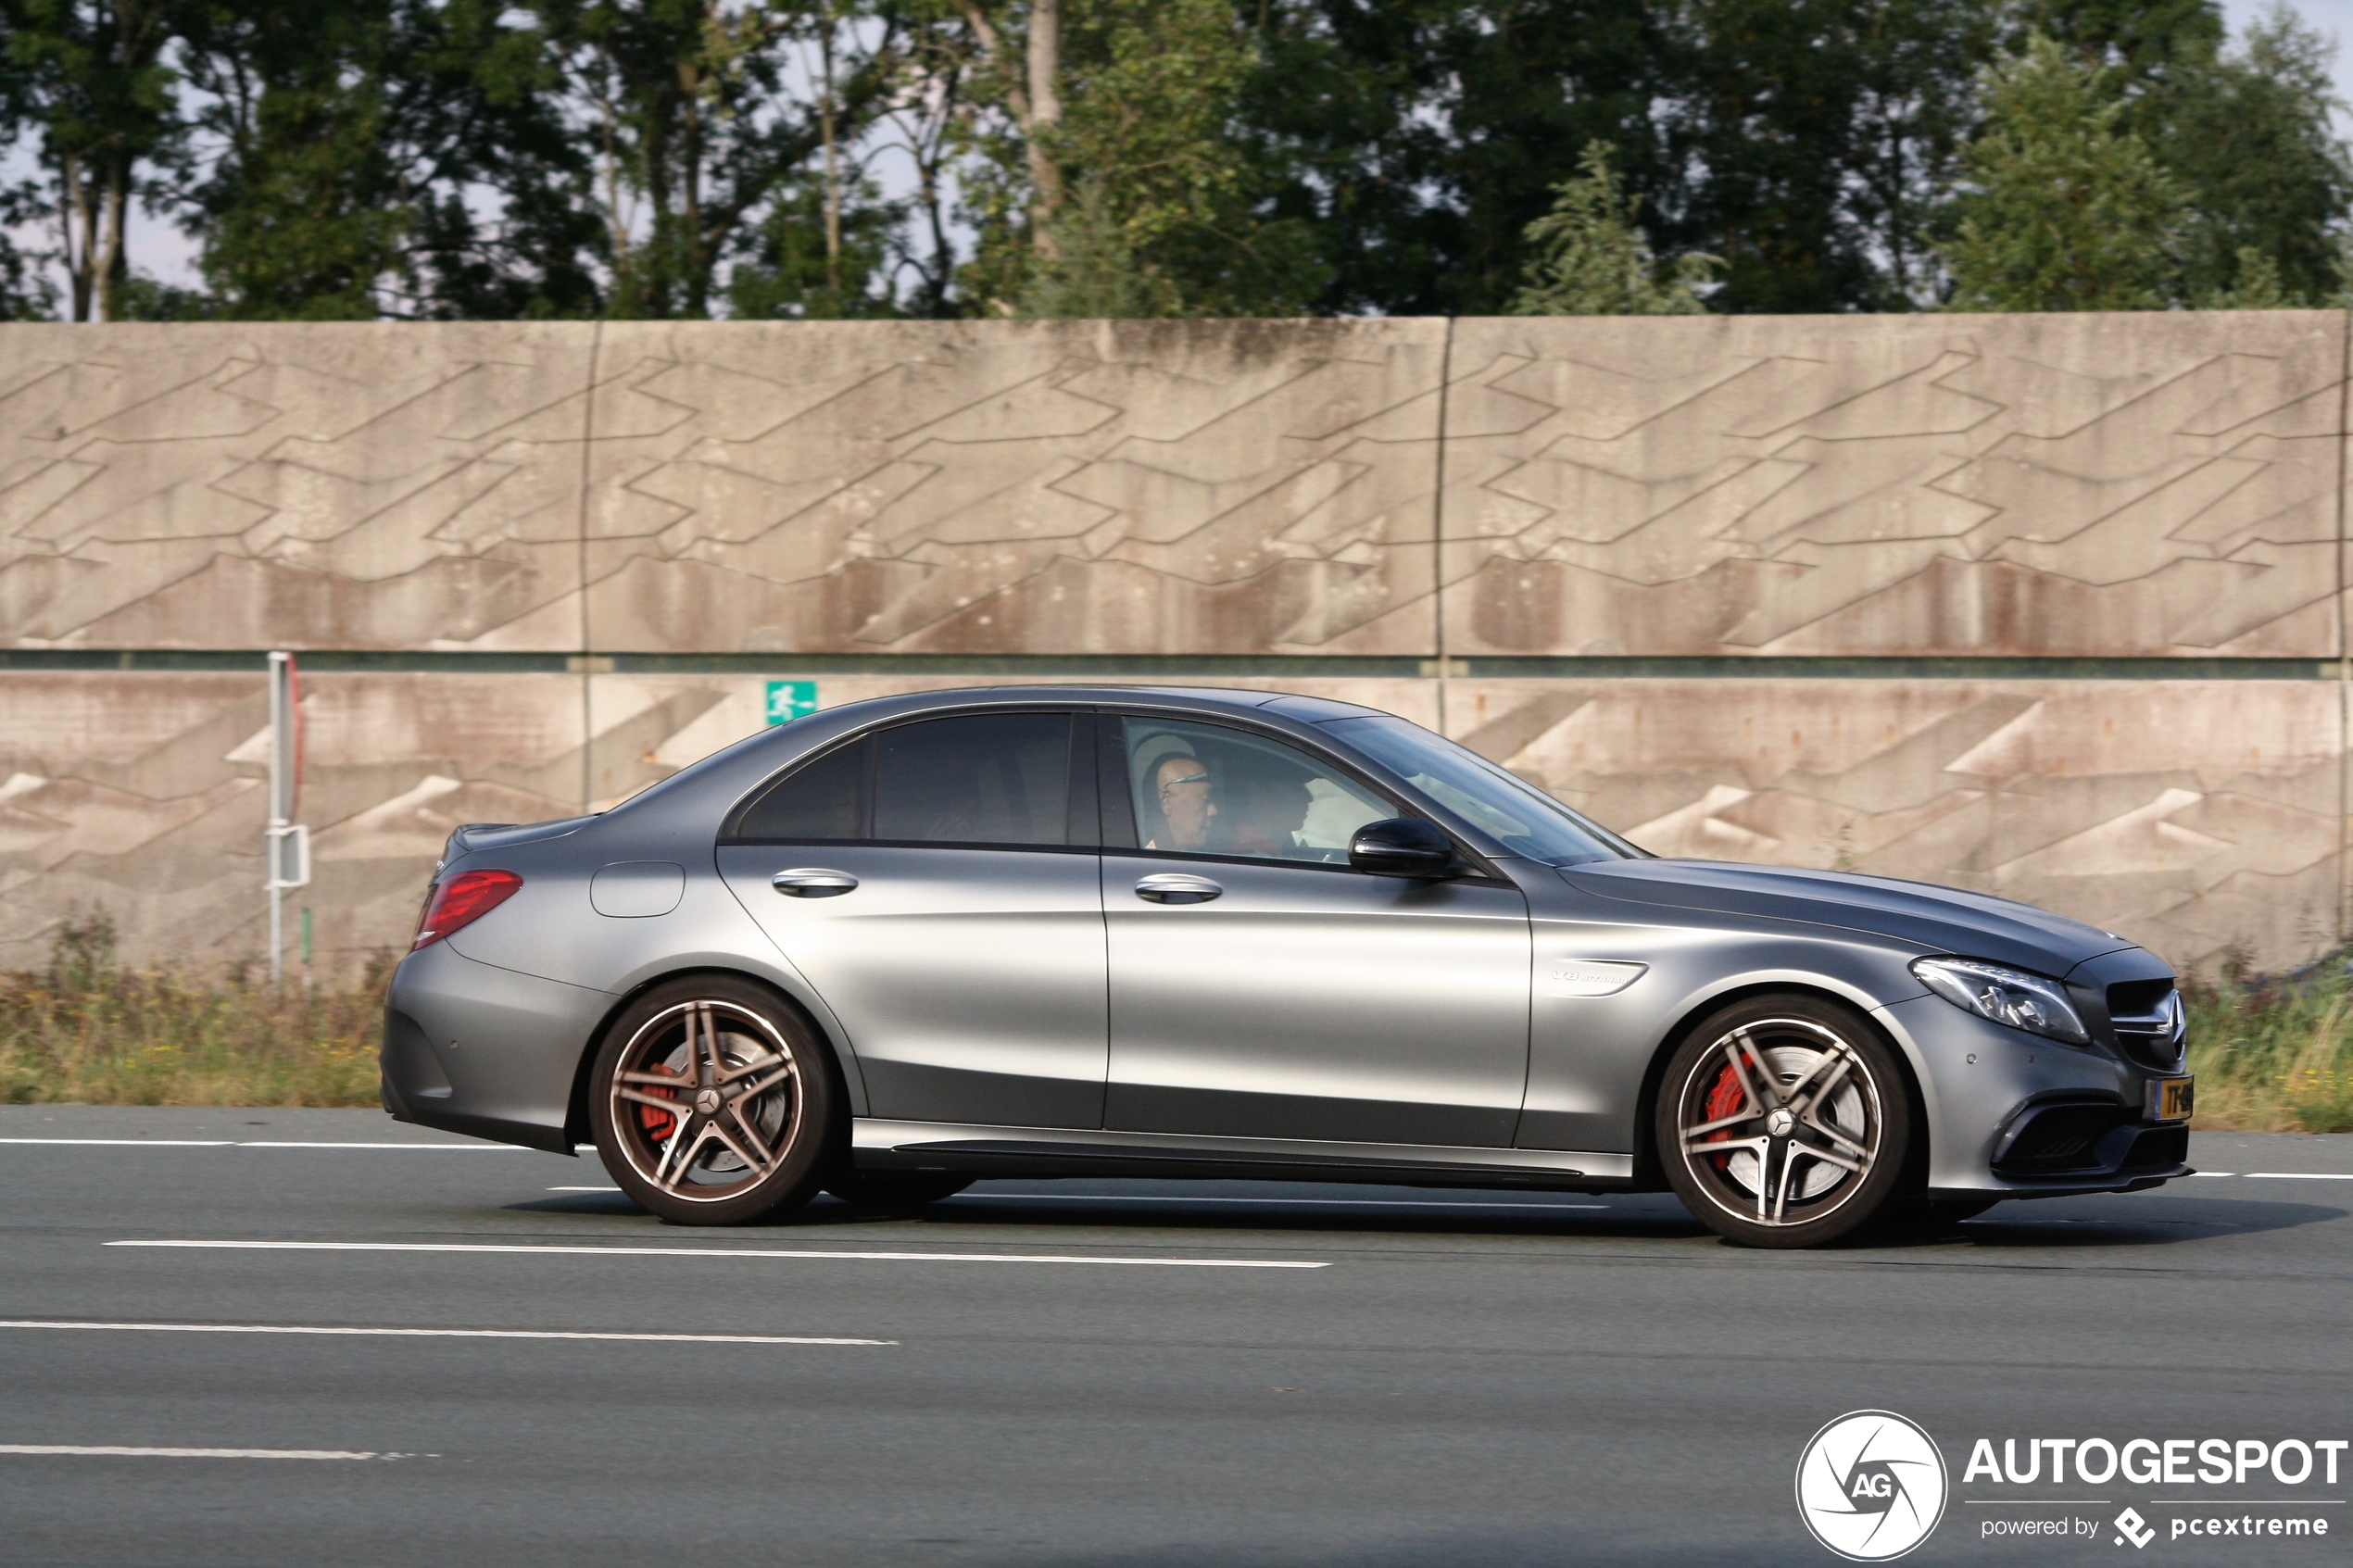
[380,940,613,1154]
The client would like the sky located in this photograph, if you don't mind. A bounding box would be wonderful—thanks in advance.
[10,0,2353,309]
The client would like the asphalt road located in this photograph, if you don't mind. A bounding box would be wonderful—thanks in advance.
[0,1106,2347,1568]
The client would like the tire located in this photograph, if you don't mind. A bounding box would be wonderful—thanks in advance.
[824,1171,975,1210]
[1654,993,1913,1248]
[589,975,839,1225]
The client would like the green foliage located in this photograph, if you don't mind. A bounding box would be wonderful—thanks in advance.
[967,0,1326,320]
[2183,951,2353,1133]
[2142,5,2353,308]
[1509,142,1715,316]
[0,912,388,1109]
[1941,32,2185,311]
[726,171,902,317]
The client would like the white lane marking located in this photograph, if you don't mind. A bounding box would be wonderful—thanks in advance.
[0,1139,232,1147]
[235,1142,522,1150]
[547,1185,623,1192]
[2184,1171,2236,1177]
[2242,1172,2353,1180]
[947,1193,1610,1211]
[108,1240,1327,1269]
[0,1139,515,1150]
[0,1319,887,1346]
[0,1445,401,1461]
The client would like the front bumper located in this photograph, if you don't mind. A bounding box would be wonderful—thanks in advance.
[1876,994,2192,1199]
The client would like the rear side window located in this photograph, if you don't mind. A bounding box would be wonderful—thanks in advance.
[728,712,1078,847]
[875,713,1072,846]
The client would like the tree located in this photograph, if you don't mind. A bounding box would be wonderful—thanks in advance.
[1,0,179,320]
[2143,4,2353,307]
[1509,141,1715,314]
[954,0,1324,318]
[1940,32,2184,311]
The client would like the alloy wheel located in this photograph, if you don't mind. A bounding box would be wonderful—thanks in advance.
[1674,1016,1883,1229]
[606,998,803,1203]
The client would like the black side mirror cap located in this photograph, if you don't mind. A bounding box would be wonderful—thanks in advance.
[1348,817,1458,878]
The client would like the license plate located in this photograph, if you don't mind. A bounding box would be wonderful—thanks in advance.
[2149,1076,2195,1123]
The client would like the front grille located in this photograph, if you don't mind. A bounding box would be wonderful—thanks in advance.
[2108,982,2186,1072]
[1996,1103,2132,1174]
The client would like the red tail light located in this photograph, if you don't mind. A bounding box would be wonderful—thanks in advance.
[412,870,522,951]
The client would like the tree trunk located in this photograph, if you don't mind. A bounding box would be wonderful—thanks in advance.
[1026,0,1063,257]
[822,23,842,299]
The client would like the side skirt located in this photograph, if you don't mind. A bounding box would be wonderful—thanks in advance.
[851,1118,1639,1192]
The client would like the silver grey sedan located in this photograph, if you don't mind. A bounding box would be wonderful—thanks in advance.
[382,685,2193,1248]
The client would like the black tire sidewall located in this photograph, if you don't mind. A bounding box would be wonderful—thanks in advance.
[1654,993,1913,1249]
[590,974,840,1225]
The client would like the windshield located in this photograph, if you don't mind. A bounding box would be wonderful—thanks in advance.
[1321,716,1644,866]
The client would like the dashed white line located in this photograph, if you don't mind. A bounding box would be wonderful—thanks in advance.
[0,1445,408,1461]
[0,1139,515,1150]
[547,1185,623,1192]
[0,1320,890,1345]
[2242,1172,2353,1180]
[948,1193,1610,1211]
[107,1239,1328,1269]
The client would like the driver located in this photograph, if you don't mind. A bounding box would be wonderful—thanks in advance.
[1146,754,1216,851]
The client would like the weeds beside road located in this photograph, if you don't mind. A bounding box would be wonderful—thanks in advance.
[3,914,2351,1130]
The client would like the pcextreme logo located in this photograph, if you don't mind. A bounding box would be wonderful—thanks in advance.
[1795,1411,1951,1562]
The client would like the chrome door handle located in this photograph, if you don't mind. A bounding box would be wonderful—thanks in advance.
[1135,873,1222,905]
[773,868,859,897]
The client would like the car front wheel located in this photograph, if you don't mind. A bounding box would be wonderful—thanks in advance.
[1655,994,1912,1248]
[589,976,838,1225]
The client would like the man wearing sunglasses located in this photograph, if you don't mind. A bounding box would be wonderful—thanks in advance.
[1147,753,1217,852]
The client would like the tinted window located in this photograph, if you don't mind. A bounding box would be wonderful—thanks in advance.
[1117,716,1390,866]
[875,713,1073,847]
[733,737,867,840]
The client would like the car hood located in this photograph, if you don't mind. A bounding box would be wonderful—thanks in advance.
[1560,859,2133,977]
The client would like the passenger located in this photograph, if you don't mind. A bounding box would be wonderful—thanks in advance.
[1145,754,1216,851]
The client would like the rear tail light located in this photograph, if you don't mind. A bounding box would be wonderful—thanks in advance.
[412,870,522,951]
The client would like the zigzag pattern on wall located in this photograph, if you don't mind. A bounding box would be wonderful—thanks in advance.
[3,315,2343,658]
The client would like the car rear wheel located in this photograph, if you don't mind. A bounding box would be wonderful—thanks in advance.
[589,976,838,1225]
[1655,994,1912,1248]
[824,1172,974,1210]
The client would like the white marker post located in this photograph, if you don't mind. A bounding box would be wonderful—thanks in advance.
[264,652,309,984]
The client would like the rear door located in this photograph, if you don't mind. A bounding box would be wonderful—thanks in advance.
[718,709,1107,1129]
[1101,713,1532,1148]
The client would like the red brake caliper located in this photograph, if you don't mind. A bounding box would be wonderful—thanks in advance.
[1701,1061,1745,1173]
[635,1061,682,1141]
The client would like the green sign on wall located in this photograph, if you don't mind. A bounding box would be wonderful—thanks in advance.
[764,679,818,725]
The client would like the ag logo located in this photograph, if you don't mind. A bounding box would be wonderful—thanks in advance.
[1794,1411,1949,1562]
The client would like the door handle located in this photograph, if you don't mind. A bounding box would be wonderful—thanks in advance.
[773,868,859,897]
[1135,873,1222,905]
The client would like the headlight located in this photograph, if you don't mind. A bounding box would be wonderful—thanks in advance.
[1911,957,2089,1045]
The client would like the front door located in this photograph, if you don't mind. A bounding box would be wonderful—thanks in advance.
[1101,714,1531,1148]
[718,709,1106,1129]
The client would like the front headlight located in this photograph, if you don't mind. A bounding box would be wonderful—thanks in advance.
[1911,957,2089,1045]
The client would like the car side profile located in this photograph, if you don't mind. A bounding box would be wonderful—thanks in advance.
[381,686,2193,1248]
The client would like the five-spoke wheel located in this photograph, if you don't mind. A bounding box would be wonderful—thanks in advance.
[1655,995,1911,1248]
[589,976,838,1224]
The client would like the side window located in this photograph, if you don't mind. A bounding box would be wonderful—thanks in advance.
[1117,716,1391,866]
[874,713,1073,847]
[732,736,867,841]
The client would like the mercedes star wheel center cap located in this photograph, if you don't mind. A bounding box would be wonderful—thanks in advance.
[1765,1107,1796,1137]
[695,1088,724,1115]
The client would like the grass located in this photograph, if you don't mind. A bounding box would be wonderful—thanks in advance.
[2183,953,2353,1133]
[3,913,2350,1130]
[0,914,388,1108]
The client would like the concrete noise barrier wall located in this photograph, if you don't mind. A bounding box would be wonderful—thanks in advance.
[2,315,2348,974]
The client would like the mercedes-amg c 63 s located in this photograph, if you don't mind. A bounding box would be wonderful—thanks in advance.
[381,686,2193,1248]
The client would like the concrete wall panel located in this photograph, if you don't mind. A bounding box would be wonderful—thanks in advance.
[1440,313,2348,658]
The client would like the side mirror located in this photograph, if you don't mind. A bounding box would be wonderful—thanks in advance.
[1348,817,1458,879]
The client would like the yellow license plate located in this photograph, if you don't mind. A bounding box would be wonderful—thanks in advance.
[2150,1076,2195,1123]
